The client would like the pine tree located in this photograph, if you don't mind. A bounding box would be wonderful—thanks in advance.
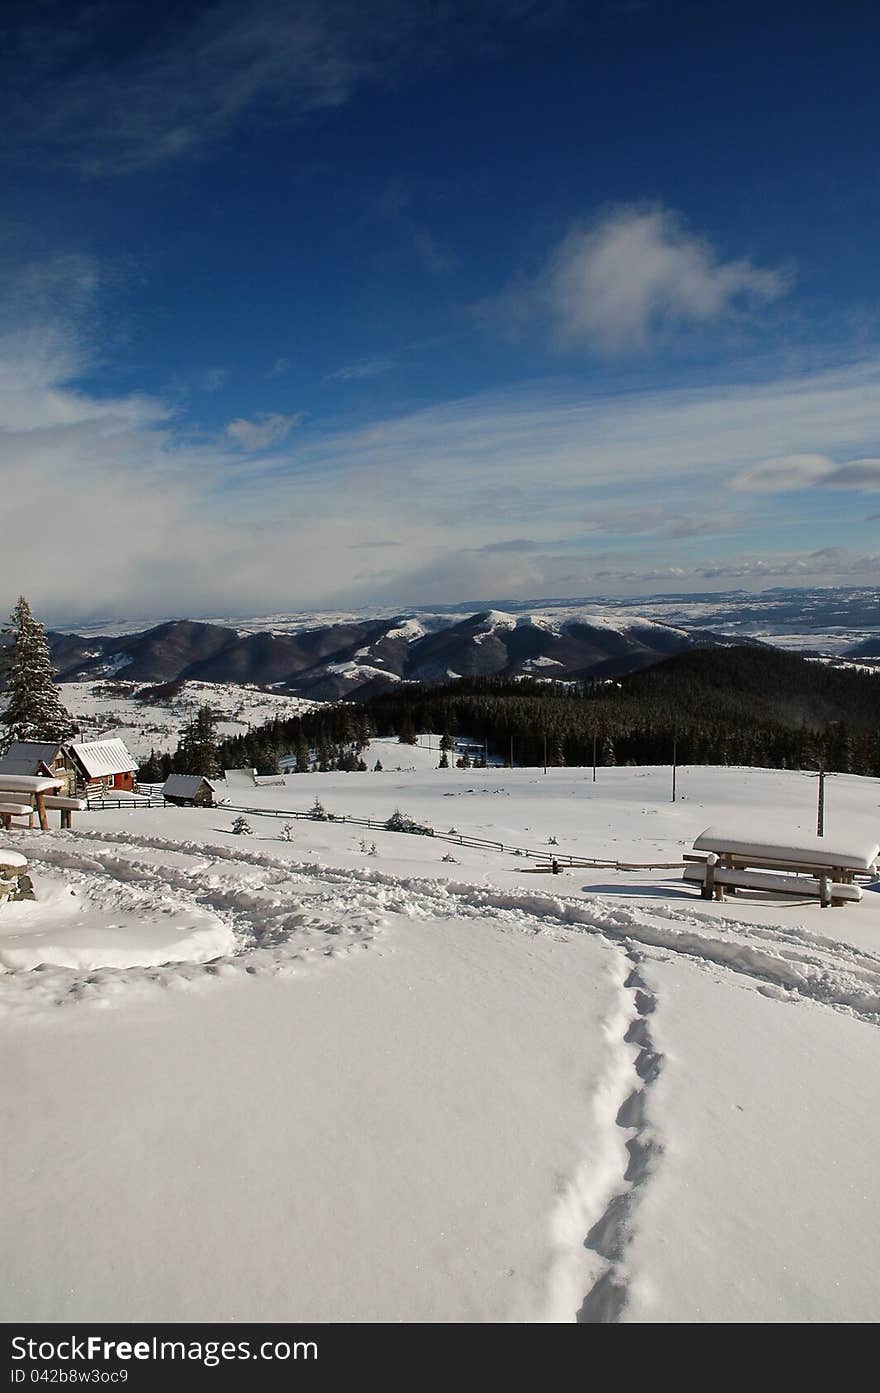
[1,597,73,751]
[174,704,220,775]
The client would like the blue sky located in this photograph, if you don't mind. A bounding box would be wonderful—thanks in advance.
[3,0,880,622]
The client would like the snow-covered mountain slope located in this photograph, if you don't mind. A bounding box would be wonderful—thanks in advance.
[2,759,879,1323]
[38,609,761,700]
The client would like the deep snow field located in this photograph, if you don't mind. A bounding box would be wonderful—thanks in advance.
[2,742,879,1324]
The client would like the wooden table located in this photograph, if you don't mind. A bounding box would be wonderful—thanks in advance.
[685,825,879,908]
[0,774,65,830]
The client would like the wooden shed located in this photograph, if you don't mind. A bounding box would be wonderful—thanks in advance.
[162,774,217,807]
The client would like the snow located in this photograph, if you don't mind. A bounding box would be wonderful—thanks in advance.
[68,736,137,778]
[2,754,880,1323]
[57,679,320,761]
[693,825,879,871]
[0,866,234,970]
[0,774,62,794]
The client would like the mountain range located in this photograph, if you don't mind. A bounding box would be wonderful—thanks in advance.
[26,610,778,701]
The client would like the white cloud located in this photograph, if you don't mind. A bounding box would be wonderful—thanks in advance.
[495,206,786,352]
[583,547,880,589]
[225,412,303,451]
[5,320,880,620]
[730,454,834,493]
[732,453,880,493]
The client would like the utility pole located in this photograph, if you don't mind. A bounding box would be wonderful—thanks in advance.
[672,735,677,803]
[510,734,514,769]
[592,733,597,783]
[543,732,548,775]
[817,766,825,837]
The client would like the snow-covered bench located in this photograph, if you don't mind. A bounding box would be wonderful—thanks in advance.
[683,826,878,908]
[0,774,64,830]
[683,860,862,907]
[41,795,87,829]
[0,790,85,828]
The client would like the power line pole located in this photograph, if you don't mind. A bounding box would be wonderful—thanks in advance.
[592,733,597,783]
[817,766,825,837]
[672,735,677,803]
[543,732,548,775]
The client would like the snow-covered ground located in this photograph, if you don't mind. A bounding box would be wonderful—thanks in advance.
[2,747,879,1323]
[58,679,319,760]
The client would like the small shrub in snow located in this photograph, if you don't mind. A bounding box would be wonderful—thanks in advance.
[442,852,458,863]
[385,809,434,836]
[281,823,294,841]
[231,816,253,836]
[310,798,329,821]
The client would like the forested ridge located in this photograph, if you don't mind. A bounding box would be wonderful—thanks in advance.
[142,647,880,780]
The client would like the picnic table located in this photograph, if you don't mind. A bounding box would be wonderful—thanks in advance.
[0,774,65,830]
[683,825,879,908]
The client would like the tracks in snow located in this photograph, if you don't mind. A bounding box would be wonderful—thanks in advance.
[7,826,874,1322]
[10,826,879,1024]
[577,952,663,1323]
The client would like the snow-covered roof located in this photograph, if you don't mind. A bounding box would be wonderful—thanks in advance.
[0,742,64,776]
[162,774,217,797]
[68,738,138,778]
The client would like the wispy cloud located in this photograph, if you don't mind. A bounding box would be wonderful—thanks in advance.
[324,356,397,383]
[3,1,553,177]
[583,546,880,588]
[731,453,880,492]
[490,205,787,352]
[225,411,303,450]
[412,230,454,276]
[5,315,880,618]
[2,2,399,176]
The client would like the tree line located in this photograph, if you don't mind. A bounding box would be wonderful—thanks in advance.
[141,646,880,780]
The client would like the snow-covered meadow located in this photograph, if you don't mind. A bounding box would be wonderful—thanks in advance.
[2,743,879,1323]
[57,679,318,760]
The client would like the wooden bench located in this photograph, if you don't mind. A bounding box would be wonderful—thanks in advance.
[42,795,87,829]
[683,859,861,907]
[0,774,64,830]
[0,800,36,829]
[683,826,878,909]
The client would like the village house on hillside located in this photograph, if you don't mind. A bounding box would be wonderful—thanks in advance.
[67,738,139,793]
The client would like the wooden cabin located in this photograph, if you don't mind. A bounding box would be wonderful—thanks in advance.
[67,738,139,794]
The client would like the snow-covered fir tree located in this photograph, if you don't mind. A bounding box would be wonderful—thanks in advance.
[1,597,73,751]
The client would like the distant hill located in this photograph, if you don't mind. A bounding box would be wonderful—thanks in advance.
[29,610,764,699]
